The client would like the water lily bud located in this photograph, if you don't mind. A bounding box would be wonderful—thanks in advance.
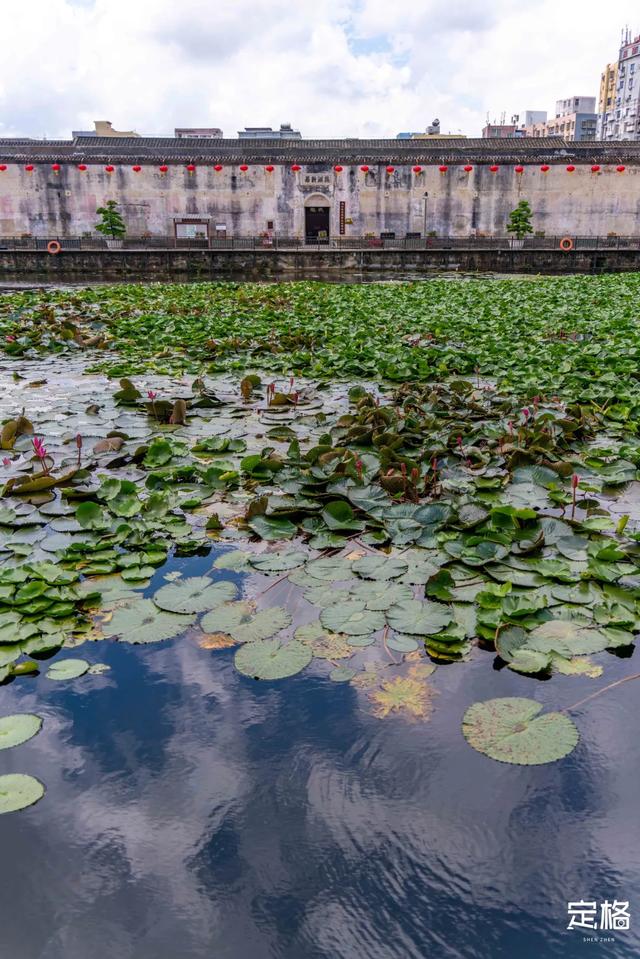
[75,433,82,449]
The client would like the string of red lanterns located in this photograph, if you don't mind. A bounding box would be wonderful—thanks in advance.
[1,161,632,179]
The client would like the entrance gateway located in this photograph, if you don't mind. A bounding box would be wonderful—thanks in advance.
[304,194,330,244]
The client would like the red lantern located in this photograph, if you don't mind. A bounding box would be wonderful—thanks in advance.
[540,164,550,172]
[25,165,34,172]
[412,165,422,173]
[566,165,575,172]
[0,165,6,172]
[186,164,196,173]
[334,164,343,172]
[463,165,473,172]
[214,164,223,172]
[265,165,274,172]
[291,164,301,172]
[591,165,601,173]
[489,165,499,172]
[617,164,626,172]
[514,165,524,174]
[360,165,369,172]
[159,165,168,173]
[51,163,60,172]
[77,164,87,171]
[239,164,249,172]
[105,165,114,173]
[132,165,141,172]
[386,165,395,173]
[439,165,448,173]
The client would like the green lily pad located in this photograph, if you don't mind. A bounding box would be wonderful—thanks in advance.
[387,633,420,652]
[0,713,42,749]
[0,774,45,814]
[350,580,414,611]
[102,599,194,644]
[212,550,252,571]
[248,515,297,541]
[201,602,291,643]
[462,697,579,765]
[320,601,385,636]
[46,658,90,681]
[329,666,356,682]
[386,600,453,636]
[352,555,408,580]
[303,557,354,582]
[234,639,311,680]
[153,576,237,614]
[249,551,307,573]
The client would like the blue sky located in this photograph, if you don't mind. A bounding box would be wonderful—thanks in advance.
[0,0,638,139]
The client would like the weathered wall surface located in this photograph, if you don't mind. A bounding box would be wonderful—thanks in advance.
[2,247,640,277]
[1,162,640,238]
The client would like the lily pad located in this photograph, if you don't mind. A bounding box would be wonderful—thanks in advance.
[370,676,434,720]
[234,639,311,680]
[201,602,291,643]
[351,580,414,611]
[249,551,307,573]
[295,622,354,659]
[46,658,90,681]
[0,713,42,750]
[386,600,453,636]
[352,555,408,581]
[102,599,195,644]
[329,666,356,682]
[462,697,579,765]
[153,576,237,614]
[0,774,45,814]
[320,601,385,636]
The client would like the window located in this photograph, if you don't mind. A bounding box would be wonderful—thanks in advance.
[266,220,274,231]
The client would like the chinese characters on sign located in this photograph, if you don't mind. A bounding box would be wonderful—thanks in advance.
[567,901,630,931]
[303,175,331,185]
[339,201,346,235]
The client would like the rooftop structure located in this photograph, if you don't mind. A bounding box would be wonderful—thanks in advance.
[175,128,223,139]
[238,124,301,139]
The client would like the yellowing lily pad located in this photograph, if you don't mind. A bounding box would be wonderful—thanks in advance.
[462,697,579,765]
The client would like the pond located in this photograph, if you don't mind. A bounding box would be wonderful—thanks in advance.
[1,279,640,958]
[0,543,638,958]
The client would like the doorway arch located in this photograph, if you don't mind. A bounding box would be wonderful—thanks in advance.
[304,193,331,243]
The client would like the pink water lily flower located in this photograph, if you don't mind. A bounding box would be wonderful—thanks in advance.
[32,436,50,474]
[147,390,157,401]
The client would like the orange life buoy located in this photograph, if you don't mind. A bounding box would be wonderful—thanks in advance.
[559,237,574,252]
[47,240,62,255]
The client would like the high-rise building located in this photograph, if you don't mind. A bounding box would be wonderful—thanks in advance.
[528,97,596,141]
[598,30,640,140]
[597,62,618,137]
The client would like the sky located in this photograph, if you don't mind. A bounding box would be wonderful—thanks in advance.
[1,0,638,140]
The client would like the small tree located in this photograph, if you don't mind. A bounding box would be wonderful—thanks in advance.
[506,200,534,240]
[95,200,126,239]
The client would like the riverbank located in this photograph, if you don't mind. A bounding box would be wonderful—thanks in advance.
[2,246,640,279]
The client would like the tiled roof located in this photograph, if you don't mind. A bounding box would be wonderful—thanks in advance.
[0,136,639,164]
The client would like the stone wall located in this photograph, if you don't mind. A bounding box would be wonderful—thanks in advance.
[1,160,640,239]
[2,247,640,278]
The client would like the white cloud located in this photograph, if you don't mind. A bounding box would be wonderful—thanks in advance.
[0,0,638,139]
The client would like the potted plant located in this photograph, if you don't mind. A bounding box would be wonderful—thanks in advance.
[96,200,126,249]
[506,199,533,248]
